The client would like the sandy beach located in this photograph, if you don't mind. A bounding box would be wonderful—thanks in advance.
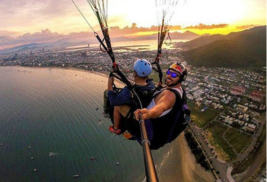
[157,133,214,182]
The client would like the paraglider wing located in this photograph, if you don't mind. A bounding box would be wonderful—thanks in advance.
[153,0,186,86]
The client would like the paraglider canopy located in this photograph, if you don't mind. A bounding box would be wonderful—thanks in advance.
[151,0,187,88]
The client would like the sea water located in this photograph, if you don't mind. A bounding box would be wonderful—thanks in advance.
[0,66,174,182]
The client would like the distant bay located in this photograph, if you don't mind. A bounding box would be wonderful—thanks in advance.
[65,39,188,52]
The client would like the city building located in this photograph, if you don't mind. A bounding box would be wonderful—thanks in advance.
[249,90,265,102]
[230,86,246,95]
[236,104,248,113]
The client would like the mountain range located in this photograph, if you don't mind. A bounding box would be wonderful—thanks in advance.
[1,26,266,69]
[0,30,199,55]
[179,26,266,68]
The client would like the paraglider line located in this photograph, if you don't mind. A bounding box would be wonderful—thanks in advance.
[71,0,95,32]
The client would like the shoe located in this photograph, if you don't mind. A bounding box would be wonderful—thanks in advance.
[109,125,122,135]
[123,131,136,140]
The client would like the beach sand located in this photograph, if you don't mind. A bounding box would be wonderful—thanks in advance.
[157,133,214,182]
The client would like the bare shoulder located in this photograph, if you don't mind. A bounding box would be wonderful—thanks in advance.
[161,89,176,99]
[155,89,176,103]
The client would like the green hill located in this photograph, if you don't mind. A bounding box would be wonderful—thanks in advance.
[176,34,225,49]
[181,26,266,68]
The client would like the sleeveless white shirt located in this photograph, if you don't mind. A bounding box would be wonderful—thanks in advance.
[146,87,183,117]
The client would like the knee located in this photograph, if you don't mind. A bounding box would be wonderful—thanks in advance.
[114,106,124,114]
[114,106,119,111]
[117,105,131,118]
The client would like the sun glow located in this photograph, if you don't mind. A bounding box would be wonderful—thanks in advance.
[0,0,265,38]
[105,0,252,36]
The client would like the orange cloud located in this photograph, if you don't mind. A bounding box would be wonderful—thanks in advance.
[109,23,230,37]
[185,23,228,30]
[236,25,256,29]
[109,23,183,37]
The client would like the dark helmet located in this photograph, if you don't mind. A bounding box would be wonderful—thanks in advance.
[169,62,187,82]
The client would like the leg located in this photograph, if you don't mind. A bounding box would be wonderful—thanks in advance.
[113,105,131,130]
[117,105,135,140]
[109,105,131,135]
[109,106,122,135]
[117,105,131,118]
[113,106,121,130]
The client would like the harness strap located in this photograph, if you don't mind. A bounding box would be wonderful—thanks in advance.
[166,87,189,142]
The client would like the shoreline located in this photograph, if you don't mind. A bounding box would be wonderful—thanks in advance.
[157,133,214,182]
[6,65,128,86]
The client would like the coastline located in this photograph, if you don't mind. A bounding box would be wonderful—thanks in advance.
[158,133,214,182]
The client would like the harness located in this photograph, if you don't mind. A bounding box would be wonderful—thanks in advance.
[104,82,155,133]
[129,87,190,150]
[124,84,156,120]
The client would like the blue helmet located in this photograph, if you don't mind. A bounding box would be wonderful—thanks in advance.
[133,59,153,77]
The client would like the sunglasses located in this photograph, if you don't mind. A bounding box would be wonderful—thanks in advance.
[166,70,181,78]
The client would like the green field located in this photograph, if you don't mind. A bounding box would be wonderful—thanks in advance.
[232,123,266,174]
[224,127,252,153]
[207,122,237,161]
[188,102,220,128]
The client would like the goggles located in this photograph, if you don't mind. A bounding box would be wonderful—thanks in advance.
[166,70,181,78]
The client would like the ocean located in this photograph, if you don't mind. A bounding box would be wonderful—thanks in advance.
[0,66,177,182]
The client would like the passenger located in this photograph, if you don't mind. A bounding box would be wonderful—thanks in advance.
[106,59,155,135]
[134,62,189,149]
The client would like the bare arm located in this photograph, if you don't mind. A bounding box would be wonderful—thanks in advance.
[134,90,175,120]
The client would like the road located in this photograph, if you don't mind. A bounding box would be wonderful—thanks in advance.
[188,124,234,182]
[189,112,266,182]
[234,141,266,182]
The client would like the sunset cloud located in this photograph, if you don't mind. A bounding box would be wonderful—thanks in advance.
[0,23,194,50]
[185,24,229,30]
[0,30,21,37]
[0,0,265,39]
[0,22,264,51]
[0,29,66,49]
[109,23,183,37]
[236,25,256,29]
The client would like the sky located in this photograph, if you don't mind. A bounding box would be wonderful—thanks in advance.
[0,0,266,49]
